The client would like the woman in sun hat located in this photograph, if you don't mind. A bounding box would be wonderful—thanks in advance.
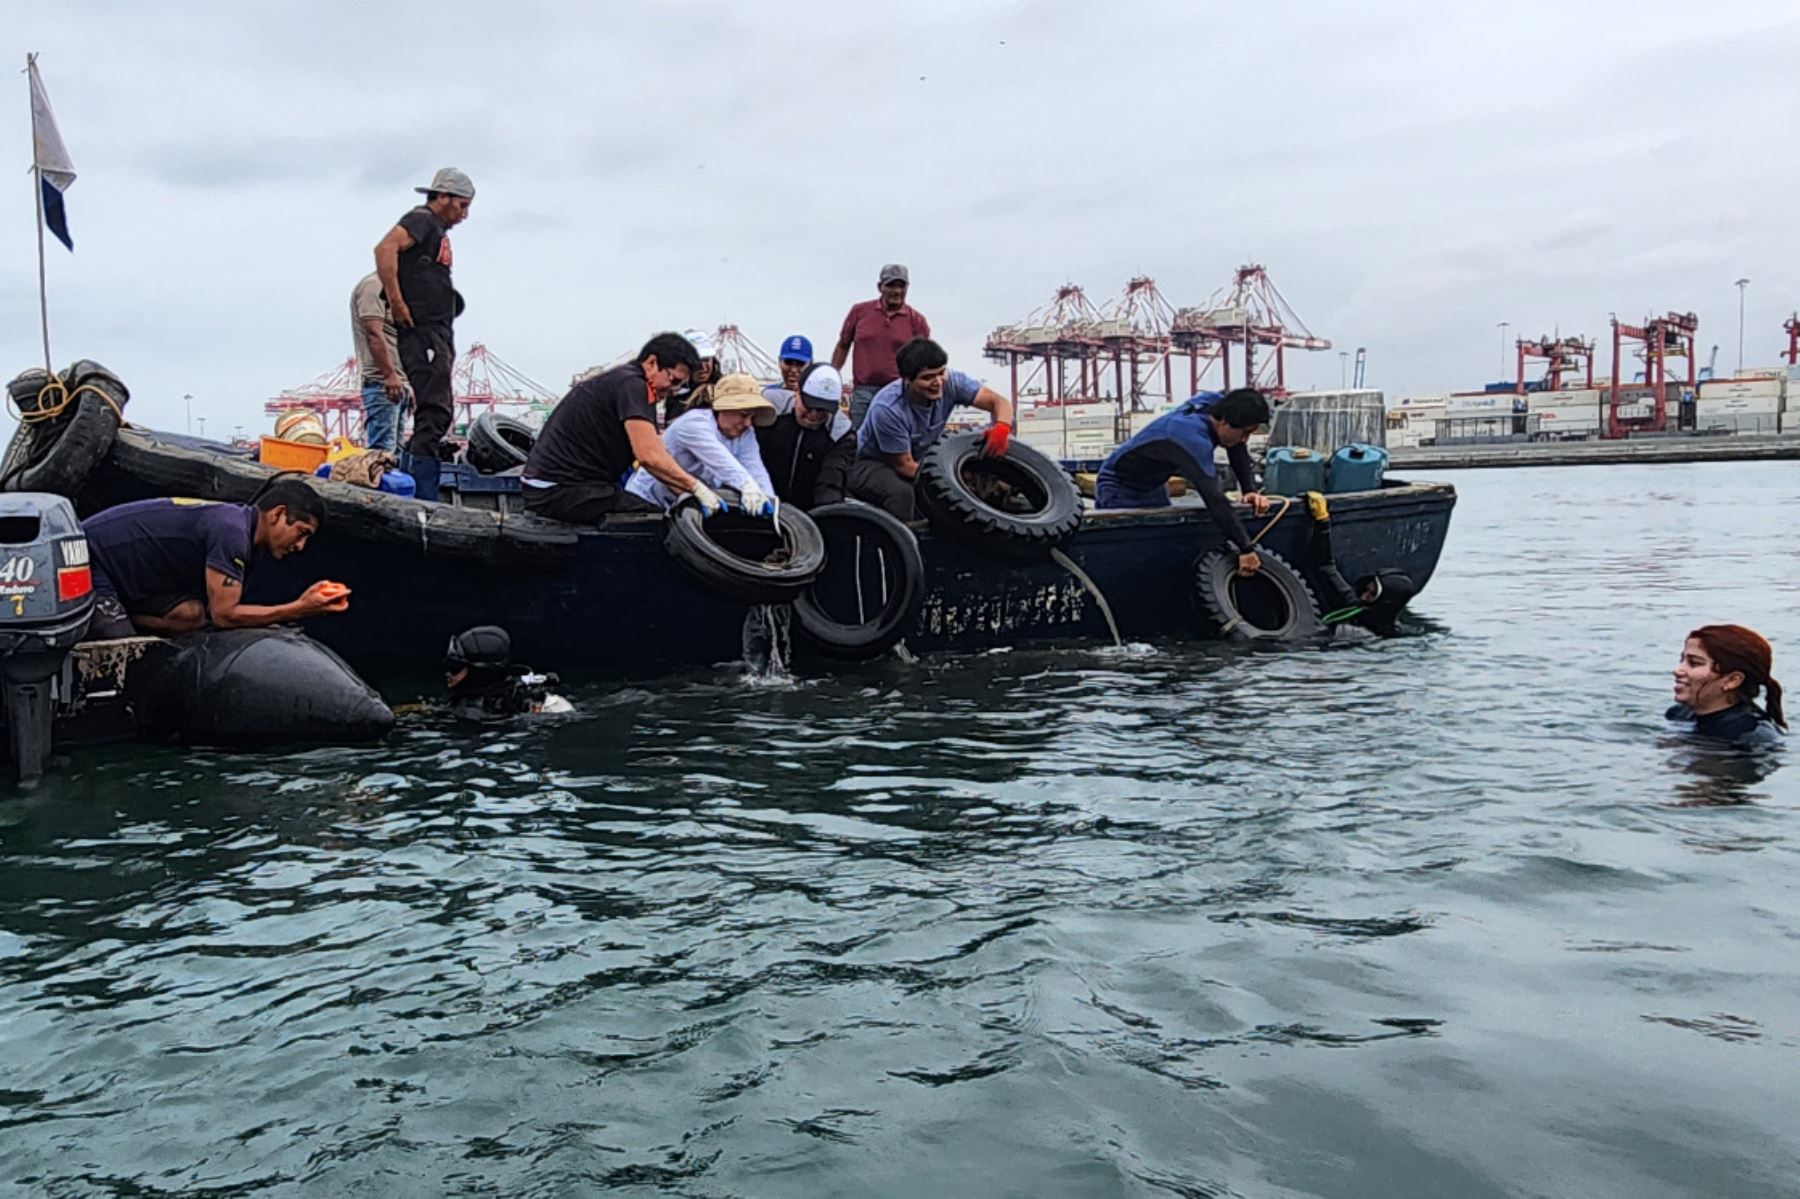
[625,373,779,515]
[1668,624,1786,748]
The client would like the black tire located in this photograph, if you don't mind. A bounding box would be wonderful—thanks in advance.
[793,502,926,660]
[2,364,127,496]
[467,412,535,474]
[915,432,1082,561]
[96,427,578,570]
[1192,546,1325,642]
[662,488,826,605]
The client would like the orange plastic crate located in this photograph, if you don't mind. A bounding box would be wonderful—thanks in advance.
[258,436,330,472]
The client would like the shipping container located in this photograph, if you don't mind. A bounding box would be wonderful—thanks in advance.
[1526,388,1602,413]
[1699,378,1782,402]
[1696,393,1779,416]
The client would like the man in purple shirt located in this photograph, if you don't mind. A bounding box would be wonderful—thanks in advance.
[81,479,348,639]
[832,263,931,430]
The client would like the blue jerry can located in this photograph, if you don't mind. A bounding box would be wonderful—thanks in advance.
[1328,443,1389,493]
[1262,446,1328,496]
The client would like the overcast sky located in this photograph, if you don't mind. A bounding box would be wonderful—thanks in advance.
[6,1,1799,436]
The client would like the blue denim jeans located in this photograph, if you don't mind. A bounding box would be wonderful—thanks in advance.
[360,379,402,453]
[848,385,881,431]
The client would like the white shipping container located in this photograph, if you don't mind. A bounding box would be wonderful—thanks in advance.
[1128,412,1162,435]
[1445,393,1512,416]
[1526,388,1602,413]
[1017,408,1064,427]
[1614,402,1655,421]
[1530,405,1601,428]
[1696,394,1779,416]
[1061,404,1114,423]
[1699,378,1782,402]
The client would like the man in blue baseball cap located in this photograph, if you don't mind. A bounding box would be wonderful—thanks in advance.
[777,335,812,389]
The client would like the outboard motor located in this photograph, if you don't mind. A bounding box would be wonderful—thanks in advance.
[0,494,95,784]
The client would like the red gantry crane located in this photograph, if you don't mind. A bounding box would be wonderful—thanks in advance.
[1170,264,1331,397]
[1607,311,1697,438]
[983,284,1108,406]
[265,343,552,442]
[1514,334,1595,393]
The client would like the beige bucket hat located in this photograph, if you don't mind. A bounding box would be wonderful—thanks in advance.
[708,373,777,427]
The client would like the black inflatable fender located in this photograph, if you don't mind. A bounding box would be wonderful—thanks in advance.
[133,626,394,746]
[97,428,578,570]
[793,501,926,660]
[1191,545,1325,642]
[914,431,1082,562]
[662,487,826,605]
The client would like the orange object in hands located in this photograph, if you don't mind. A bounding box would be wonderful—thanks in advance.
[316,581,351,600]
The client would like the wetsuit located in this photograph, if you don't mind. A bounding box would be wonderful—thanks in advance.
[1095,394,1259,550]
[449,665,569,721]
[1665,703,1783,748]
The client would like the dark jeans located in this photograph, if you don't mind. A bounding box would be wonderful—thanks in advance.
[400,321,455,457]
[847,456,916,521]
[848,385,882,431]
[523,482,659,525]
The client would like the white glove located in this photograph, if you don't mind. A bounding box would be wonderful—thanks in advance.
[689,481,727,517]
[738,481,775,517]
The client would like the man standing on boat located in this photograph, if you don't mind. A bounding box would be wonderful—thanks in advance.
[81,481,348,639]
[522,332,720,524]
[1094,389,1273,577]
[350,272,406,453]
[832,264,931,430]
[374,167,474,503]
[848,339,1012,521]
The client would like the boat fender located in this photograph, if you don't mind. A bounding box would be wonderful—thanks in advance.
[915,431,1082,562]
[1191,545,1325,643]
[1,362,128,497]
[662,487,826,605]
[793,502,926,660]
[132,626,394,745]
[467,412,536,474]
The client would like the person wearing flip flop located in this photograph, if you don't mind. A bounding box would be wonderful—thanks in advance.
[848,338,1013,521]
[1094,388,1273,577]
[81,478,349,640]
[623,373,781,517]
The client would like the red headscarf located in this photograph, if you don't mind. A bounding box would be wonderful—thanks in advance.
[1689,624,1786,731]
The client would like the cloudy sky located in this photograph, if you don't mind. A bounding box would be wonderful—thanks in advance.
[6,1,1799,436]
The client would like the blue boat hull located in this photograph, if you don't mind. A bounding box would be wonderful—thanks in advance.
[246,482,1456,672]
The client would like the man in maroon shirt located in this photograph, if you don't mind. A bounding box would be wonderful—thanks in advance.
[831,263,931,429]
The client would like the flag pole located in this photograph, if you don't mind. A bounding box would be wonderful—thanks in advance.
[27,53,52,377]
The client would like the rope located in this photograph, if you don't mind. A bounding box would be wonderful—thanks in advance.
[7,378,127,427]
[1243,492,1293,549]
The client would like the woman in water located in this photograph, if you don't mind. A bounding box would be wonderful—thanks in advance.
[1668,624,1786,747]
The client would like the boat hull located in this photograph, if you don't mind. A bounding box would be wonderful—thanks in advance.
[83,431,1455,673]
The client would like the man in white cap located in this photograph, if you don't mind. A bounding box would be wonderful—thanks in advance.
[759,363,855,509]
[374,167,474,502]
[832,264,931,431]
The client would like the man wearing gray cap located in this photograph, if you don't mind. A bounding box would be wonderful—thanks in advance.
[832,263,931,431]
[374,167,474,502]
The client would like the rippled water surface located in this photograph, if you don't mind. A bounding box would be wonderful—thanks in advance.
[3,462,1796,1197]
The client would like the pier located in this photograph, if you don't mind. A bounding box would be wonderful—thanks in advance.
[1389,434,1800,470]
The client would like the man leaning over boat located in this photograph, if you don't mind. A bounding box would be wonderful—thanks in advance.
[1094,388,1274,577]
[521,332,722,524]
[81,480,349,640]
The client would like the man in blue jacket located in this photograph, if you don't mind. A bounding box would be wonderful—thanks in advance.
[1095,388,1273,576]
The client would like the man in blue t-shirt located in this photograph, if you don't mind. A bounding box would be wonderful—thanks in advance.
[81,478,349,640]
[1095,388,1273,576]
[849,338,1013,519]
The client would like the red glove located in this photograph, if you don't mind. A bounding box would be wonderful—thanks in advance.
[980,423,1011,458]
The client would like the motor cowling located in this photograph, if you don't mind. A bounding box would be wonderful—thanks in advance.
[0,493,95,784]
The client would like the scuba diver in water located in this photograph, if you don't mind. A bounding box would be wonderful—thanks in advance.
[1303,492,1418,638]
[1668,624,1786,748]
[444,626,572,720]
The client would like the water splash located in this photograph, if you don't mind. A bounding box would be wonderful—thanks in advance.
[741,603,794,680]
[1050,548,1122,649]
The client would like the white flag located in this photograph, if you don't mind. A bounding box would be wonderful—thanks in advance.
[27,56,75,251]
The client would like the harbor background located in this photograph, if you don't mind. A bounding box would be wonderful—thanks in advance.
[2,460,1793,1197]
